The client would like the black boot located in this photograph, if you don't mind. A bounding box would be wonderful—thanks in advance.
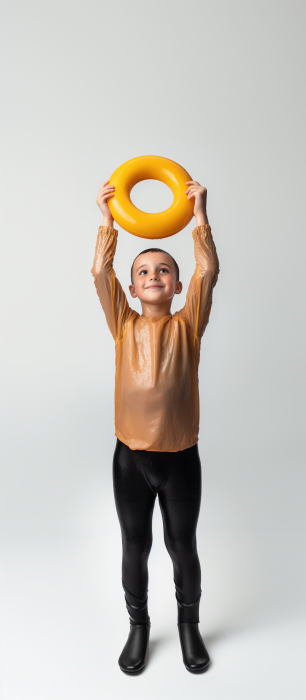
[176,591,210,673]
[118,587,151,674]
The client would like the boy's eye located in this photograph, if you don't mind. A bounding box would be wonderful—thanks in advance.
[139,267,169,275]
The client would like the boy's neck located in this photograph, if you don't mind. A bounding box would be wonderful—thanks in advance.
[140,300,172,319]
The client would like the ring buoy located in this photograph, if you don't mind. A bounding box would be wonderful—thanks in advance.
[108,155,194,239]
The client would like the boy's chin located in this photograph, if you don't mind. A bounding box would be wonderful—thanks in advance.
[140,295,166,304]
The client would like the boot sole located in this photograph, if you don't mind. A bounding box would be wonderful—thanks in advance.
[119,664,146,675]
[184,659,210,674]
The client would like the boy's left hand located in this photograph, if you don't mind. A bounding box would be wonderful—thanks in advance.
[185,181,208,225]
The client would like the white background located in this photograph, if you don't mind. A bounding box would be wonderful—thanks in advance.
[1,1,305,698]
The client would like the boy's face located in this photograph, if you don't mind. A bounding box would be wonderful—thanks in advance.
[129,251,182,306]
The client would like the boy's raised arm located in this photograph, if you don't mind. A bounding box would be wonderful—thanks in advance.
[91,182,136,342]
[177,182,220,340]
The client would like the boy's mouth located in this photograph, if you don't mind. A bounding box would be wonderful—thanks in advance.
[145,285,164,289]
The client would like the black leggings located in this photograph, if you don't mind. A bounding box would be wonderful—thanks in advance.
[113,438,202,613]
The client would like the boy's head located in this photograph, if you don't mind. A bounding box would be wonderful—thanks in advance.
[129,248,182,307]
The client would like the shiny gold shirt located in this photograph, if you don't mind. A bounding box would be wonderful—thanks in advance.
[91,225,219,451]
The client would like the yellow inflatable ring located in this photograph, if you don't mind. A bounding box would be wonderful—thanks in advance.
[108,155,194,239]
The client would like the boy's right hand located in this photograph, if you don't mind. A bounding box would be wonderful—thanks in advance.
[96,180,115,226]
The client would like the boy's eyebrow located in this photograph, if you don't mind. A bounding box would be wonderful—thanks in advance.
[136,261,171,272]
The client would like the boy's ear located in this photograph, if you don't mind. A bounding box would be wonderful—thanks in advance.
[129,284,138,298]
[175,281,183,295]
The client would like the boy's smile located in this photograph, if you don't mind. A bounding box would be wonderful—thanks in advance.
[145,284,164,288]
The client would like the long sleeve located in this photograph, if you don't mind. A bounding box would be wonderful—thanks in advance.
[91,226,136,341]
[177,224,220,340]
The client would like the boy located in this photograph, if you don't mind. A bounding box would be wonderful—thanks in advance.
[92,178,219,674]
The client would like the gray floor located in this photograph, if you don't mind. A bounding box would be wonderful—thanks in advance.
[1,498,305,700]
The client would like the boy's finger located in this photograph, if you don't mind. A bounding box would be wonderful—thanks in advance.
[99,185,115,193]
[98,181,113,193]
[99,190,115,198]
